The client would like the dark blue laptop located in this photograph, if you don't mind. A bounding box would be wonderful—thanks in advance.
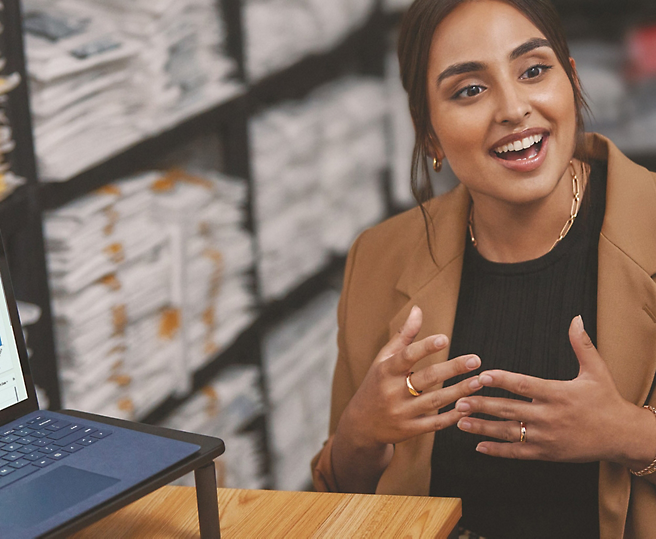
[0,236,200,538]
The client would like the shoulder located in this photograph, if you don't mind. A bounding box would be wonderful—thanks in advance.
[351,185,467,272]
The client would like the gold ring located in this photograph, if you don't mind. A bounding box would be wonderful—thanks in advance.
[406,372,422,397]
[519,422,527,443]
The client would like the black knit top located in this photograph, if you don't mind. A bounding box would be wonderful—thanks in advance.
[429,161,607,539]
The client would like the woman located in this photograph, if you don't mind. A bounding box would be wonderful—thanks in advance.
[311,0,656,537]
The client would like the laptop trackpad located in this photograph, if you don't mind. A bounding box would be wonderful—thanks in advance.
[0,465,120,526]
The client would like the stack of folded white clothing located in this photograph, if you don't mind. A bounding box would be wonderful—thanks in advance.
[313,77,387,253]
[0,67,27,200]
[162,365,267,489]
[251,76,387,300]
[243,0,377,81]
[83,0,240,134]
[22,0,240,182]
[22,0,144,181]
[150,169,256,372]
[44,166,256,419]
[44,172,181,419]
[262,290,339,491]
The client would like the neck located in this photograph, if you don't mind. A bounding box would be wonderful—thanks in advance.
[470,161,585,263]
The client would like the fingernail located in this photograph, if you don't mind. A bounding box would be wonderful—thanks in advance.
[456,400,470,412]
[434,335,447,347]
[479,374,493,385]
[476,444,488,454]
[469,377,482,390]
[466,356,480,369]
[575,315,584,334]
[410,305,420,316]
[458,419,471,430]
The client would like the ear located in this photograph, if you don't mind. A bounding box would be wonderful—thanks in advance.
[569,57,582,93]
[426,131,444,161]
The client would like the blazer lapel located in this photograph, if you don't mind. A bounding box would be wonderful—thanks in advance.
[593,135,656,538]
[377,185,470,495]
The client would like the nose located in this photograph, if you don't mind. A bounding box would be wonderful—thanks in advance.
[494,83,531,125]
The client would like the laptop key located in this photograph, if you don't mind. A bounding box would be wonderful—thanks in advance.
[39,446,56,454]
[14,429,31,437]
[34,418,56,429]
[16,436,37,445]
[17,445,38,454]
[48,451,68,461]
[46,425,82,440]
[4,453,22,462]
[3,443,21,452]
[45,421,71,432]
[27,416,45,424]
[78,437,96,446]
[0,466,13,476]
[0,429,15,437]
[29,431,47,439]
[61,444,83,454]
[54,427,97,447]
[0,464,37,488]
[8,459,30,469]
[33,458,53,469]
[0,435,19,444]
[90,430,112,439]
[23,453,42,462]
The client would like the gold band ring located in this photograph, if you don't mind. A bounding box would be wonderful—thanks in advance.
[519,422,527,443]
[406,372,422,397]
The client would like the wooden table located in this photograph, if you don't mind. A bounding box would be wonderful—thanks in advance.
[71,486,461,538]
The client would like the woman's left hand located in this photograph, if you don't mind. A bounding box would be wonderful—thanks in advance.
[455,315,655,466]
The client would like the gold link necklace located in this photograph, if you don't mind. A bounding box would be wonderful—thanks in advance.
[468,160,581,253]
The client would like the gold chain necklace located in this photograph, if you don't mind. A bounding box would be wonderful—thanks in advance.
[468,161,582,253]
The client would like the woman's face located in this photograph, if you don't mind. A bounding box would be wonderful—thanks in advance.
[426,0,578,207]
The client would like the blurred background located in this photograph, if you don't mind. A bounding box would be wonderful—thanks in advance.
[0,0,654,492]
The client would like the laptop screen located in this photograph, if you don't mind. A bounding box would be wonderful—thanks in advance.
[0,270,28,411]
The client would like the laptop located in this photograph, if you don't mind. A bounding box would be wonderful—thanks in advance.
[0,235,201,538]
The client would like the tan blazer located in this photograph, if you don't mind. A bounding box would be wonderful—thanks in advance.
[312,133,656,538]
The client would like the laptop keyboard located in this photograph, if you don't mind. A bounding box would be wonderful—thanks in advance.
[0,415,112,489]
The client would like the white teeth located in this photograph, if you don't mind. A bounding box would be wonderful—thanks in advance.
[494,133,543,154]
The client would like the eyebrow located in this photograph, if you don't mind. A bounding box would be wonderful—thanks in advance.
[437,38,553,85]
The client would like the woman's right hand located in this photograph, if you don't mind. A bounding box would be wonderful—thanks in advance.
[331,305,482,492]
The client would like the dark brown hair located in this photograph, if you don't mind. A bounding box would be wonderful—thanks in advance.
[398,0,589,249]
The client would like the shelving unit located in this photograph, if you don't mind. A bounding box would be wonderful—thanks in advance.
[0,0,392,489]
[4,0,654,490]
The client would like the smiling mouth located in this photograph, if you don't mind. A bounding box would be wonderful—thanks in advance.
[492,134,545,161]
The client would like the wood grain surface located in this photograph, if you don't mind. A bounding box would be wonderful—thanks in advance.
[71,486,461,538]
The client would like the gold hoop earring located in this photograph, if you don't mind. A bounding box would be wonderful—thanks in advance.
[433,157,442,173]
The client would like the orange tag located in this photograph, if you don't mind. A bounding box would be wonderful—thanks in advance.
[112,305,127,335]
[96,185,121,196]
[100,274,121,291]
[104,243,125,264]
[159,308,181,340]
[117,398,134,413]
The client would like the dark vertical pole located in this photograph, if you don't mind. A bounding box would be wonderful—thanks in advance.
[194,462,221,538]
[2,0,61,409]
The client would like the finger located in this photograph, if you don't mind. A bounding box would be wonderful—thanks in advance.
[376,306,424,362]
[387,332,450,377]
[457,417,524,443]
[475,441,537,460]
[410,375,483,415]
[568,315,605,377]
[412,408,469,435]
[475,370,554,401]
[410,355,481,394]
[455,395,533,421]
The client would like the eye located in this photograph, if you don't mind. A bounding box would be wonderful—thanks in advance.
[521,64,553,80]
[453,84,486,100]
